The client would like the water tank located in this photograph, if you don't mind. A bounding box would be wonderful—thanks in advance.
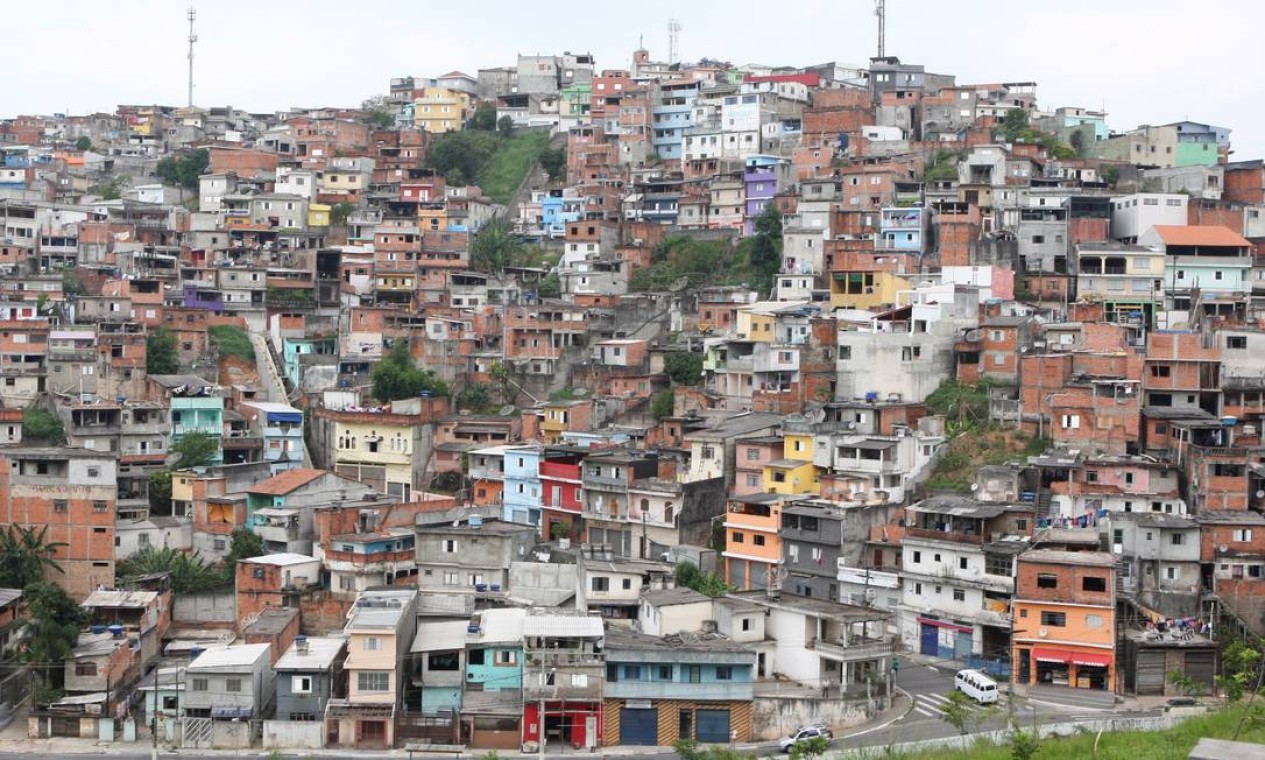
[189,647,204,659]
[490,584,502,592]
[90,625,107,635]
[469,515,484,527]
[108,625,124,639]
[475,583,488,592]
[865,391,879,402]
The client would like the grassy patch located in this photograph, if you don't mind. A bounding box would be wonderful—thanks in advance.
[926,427,1038,493]
[861,706,1265,760]
[208,325,255,363]
[479,132,550,205]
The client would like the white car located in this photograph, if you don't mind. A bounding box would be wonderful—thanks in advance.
[778,724,833,753]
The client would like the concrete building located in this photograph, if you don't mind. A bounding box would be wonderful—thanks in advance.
[327,588,418,749]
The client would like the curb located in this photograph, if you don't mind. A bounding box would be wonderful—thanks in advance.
[837,690,914,741]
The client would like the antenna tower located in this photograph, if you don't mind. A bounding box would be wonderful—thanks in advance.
[668,19,681,65]
[187,6,198,107]
[874,0,886,58]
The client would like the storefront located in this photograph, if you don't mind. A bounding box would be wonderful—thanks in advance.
[1029,647,1112,691]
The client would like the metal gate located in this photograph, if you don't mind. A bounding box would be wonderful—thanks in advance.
[182,716,213,748]
[696,709,730,743]
[619,708,658,746]
[1135,650,1166,695]
[953,630,973,661]
[920,623,938,656]
[1185,650,1216,693]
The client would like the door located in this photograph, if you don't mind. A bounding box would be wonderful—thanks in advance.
[696,709,731,743]
[953,630,973,661]
[679,710,693,741]
[920,623,939,656]
[619,708,658,746]
[1135,650,1166,695]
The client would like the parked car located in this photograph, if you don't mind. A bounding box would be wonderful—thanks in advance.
[778,724,833,752]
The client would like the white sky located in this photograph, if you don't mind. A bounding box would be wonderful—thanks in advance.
[6,0,1264,159]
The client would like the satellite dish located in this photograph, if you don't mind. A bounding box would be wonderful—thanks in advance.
[970,483,979,492]
[498,405,516,416]
[1255,490,1265,499]
[669,275,690,292]
[1038,628,1048,638]
[1219,544,1229,554]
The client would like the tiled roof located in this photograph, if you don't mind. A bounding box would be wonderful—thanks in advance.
[247,468,325,495]
[1150,225,1251,247]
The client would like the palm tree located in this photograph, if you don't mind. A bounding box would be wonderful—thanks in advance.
[0,525,67,589]
[116,547,225,594]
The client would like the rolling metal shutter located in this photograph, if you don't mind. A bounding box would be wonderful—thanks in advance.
[696,709,731,743]
[619,708,658,746]
[1135,650,1166,695]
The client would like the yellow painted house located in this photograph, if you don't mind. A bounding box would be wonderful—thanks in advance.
[308,202,331,228]
[332,417,417,500]
[762,431,819,495]
[829,271,909,310]
[413,87,474,134]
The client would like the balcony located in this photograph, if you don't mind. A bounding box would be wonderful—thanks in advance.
[524,667,604,700]
[605,680,752,702]
[222,434,263,451]
[808,637,894,662]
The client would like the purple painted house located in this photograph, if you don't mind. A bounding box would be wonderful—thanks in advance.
[744,155,784,234]
[182,283,225,313]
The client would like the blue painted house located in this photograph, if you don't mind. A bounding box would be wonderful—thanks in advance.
[242,401,305,473]
[502,445,543,526]
[603,627,756,746]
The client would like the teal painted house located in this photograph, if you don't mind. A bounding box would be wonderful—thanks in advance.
[148,374,224,464]
[464,608,524,692]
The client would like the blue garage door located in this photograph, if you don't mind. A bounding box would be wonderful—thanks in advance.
[696,709,731,743]
[920,623,938,656]
[619,708,658,746]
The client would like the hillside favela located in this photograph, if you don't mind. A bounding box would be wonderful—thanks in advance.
[0,4,1262,760]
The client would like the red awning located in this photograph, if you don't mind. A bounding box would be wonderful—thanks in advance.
[1031,648,1073,664]
[1072,652,1112,668]
[1032,647,1111,667]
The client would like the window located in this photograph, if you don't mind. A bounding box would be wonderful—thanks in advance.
[292,676,313,694]
[731,532,744,544]
[1170,533,1185,546]
[746,447,761,461]
[443,540,458,553]
[753,534,766,546]
[688,665,702,683]
[912,550,922,563]
[1227,336,1247,349]
[591,577,609,592]
[495,650,516,666]
[93,501,107,513]
[1036,574,1058,589]
[959,557,969,570]
[952,588,965,602]
[225,678,242,692]
[1082,576,1107,592]
[192,678,208,691]
[363,637,382,651]
[623,665,642,680]
[358,672,390,692]
[715,666,733,680]
[1040,611,1067,627]
[1234,529,1253,542]
[1061,414,1080,430]
[75,661,98,677]
[54,499,68,513]
[741,618,752,632]
[1150,365,1171,378]
[1085,614,1104,629]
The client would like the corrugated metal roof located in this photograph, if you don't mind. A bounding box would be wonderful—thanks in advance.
[410,620,468,653]
[522,614,604,638]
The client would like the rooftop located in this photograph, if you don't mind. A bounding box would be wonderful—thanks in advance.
[247,468,326,495]
[641,588,713,607]
[1149,225,1251,248]
[82,589,158,609]
[604,626,754,655]
[1018,549,1116,567]
[410,620,468,653]
[188,643,271,670]
[240,552,318,567]
[728,590,890,621]
[522,612,604,639]
[275,636,347,670]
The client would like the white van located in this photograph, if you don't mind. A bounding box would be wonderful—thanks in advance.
[954,668,1000,704]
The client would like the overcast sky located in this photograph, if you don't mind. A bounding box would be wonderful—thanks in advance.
[8,0,1265,158]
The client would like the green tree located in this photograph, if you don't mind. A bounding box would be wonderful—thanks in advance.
[938,689,975,736]
[75,136,92,151]
[471,102,498,131]
[497,115,515,136]
[748,204,784,295]
[1000,108,1030,143]
[0,526,68,589]
[664,352,704,386]
[424,130,501,186]
[331,201,356,226]
[61,270,84,296]
[789,736,828,760]
[925,379,991,434]
[148,470,173,513]
[21,407,65,445]
[1006,720,1041,760]
[146,327,179,374]
[489,361,515,406]
[457,383,495,413]
[536,272,561,299]
[224,527,265,568]
[469,216,523,274]
[170,430,219,470]
[1218,638,1264,702]
[539,145,567,181]
[372,341,449,402]
[674,561,731,598]
[22,581,86,696]
[652,389,675,419]
[98,175,128,200]
[117,547,225,594]
[155,148,210,190]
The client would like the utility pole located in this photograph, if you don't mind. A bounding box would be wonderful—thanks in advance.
[874,0,886,58]
[151,666,159,760]
[186,6,198,108]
